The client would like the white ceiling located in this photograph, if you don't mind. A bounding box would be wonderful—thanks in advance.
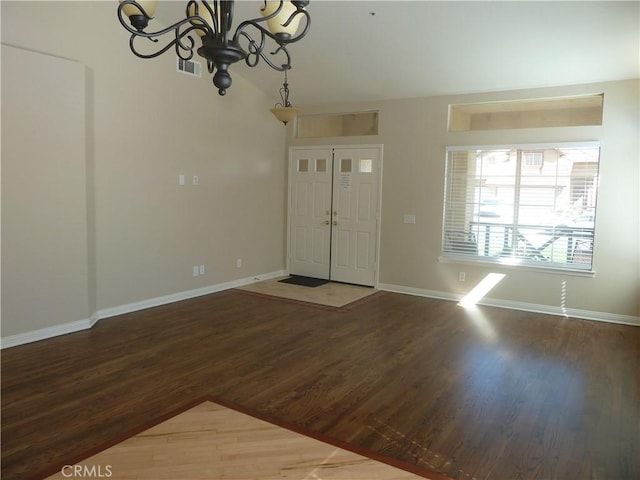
[154,1,640,106]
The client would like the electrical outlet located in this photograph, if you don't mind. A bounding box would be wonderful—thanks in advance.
[236,258,242,268]
[458,271,466,282]
[192,175,199,185]
[179,174,185,185]
[193,265,199,277]
[199,265,205,275]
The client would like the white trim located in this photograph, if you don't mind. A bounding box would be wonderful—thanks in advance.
[0,312,100,350]
[446,141,601,152]
[438,254,596,277]
[98,270,286,320]
[377,283,639,326]
[0,270,286,349]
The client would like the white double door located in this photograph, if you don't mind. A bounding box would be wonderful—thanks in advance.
[288,146,381,286]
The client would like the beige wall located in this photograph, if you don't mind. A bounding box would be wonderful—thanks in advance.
[2,45,92,337]
[1,1,288,340]
[1,2,637,345]
[289,79,640,320]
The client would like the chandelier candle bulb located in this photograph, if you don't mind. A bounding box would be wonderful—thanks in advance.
[119,0,157,18]
[261,1,303,39]
[118,0,157,30]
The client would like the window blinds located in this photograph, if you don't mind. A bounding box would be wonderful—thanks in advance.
[442,143,600,272]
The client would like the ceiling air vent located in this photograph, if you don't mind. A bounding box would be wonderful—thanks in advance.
[177,57,201,78]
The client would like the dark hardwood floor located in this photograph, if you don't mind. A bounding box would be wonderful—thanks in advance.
[2,289,638,480]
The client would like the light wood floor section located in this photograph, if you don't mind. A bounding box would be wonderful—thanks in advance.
[45,401,430,480]
[236,277,377,308]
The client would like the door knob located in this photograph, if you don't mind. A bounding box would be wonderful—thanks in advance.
[324,220,330,225]
[325,210,331,216]
[333,221,338,226]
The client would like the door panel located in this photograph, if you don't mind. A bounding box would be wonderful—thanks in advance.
[288,149,333,279]
[330,148,380,286]
[312,227,328,263]
[356,231,371,269]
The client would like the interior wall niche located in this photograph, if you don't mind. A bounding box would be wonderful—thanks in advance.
[296,111,379,138]
[448,94,604,132]
[2,45,93,339]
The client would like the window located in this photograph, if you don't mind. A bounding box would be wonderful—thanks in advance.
[442,143,600,273]
[296,111,379,138]
[360,158,373,173]
[297,158,309,172]
[316,158,327,172]
[448,94,604,132]
[523,151,543,168]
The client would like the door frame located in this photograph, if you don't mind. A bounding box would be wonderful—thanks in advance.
[286,144,384,287]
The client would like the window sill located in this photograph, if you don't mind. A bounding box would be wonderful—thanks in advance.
[438,254,596,277]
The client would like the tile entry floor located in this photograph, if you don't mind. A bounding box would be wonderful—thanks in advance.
[236,276,377,308]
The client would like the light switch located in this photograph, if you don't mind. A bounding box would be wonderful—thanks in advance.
[179,174,185,185]
[403,214,416,224]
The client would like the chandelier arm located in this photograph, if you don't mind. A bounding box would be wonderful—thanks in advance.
[118,13,213,41]
[127,34,186,60]
[126,24,205,60]
[118,2,213,37]
[266,44,291,71]
[239,31,290,71]
[187,1,220,34]
[240,30,266,68]
[173,29,197,61]
[118,2,214,59]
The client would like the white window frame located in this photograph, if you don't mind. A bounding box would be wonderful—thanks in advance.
[440,142,600,276]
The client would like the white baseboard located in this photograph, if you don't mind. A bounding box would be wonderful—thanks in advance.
[4,272,635,349]
[0,312,99,350]
[98,270,287,320]
[377,283,640,326]
[0,270,287,349]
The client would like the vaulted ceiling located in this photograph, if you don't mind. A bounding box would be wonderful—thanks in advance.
[154,1,640,106]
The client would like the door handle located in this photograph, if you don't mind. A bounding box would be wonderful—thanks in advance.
[324,220,330,225]
[333,221,338,226]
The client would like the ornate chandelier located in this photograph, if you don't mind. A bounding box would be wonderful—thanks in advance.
[117,0,310,97]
